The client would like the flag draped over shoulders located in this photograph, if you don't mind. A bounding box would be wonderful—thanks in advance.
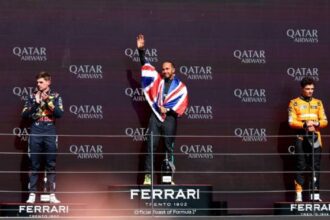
[141,63,188,122]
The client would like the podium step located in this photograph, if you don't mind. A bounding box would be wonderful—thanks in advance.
[108,184,227,216]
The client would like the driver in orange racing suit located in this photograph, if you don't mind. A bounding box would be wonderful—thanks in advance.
[288,77,327,202]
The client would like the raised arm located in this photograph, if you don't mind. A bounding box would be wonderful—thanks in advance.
[137,34,147,66]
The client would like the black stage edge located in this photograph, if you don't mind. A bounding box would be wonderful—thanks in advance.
[108,184,227,216]
[274,202,330,216]
[0,203,85,217]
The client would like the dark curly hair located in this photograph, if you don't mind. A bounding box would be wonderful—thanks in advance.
[300,77,314,88]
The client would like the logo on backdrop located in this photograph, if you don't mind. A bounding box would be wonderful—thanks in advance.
[234,128,267,142]
[287,67,319,81]
[69,144,103,159]
[288,145,295,155]
[69,65,103,79]
[12,47,47,61]
[125,48,158,63]
[69,105,103,120]
[179,65,213,80]
[180,144,214,159]
[233,50,266,64]
[184,105,213,120]
[13,127,29,142]
[286,29,318,43]
[234,88,267,103]
[12,86,34,101]
[125,87,146,102]
[125,127,149,142]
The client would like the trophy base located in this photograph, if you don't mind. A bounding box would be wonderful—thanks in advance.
[40,194,50,202]
[161,175,172,184]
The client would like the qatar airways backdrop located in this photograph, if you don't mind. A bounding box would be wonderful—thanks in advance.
[0,0,329,215]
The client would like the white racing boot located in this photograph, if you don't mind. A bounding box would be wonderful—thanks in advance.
[49,193,61,203]
[295,192,302,202]
[26,193,36,203]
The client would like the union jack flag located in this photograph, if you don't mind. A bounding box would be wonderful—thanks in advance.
[141,63,188,122]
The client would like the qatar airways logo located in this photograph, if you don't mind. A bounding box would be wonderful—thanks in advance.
[286,29,318,43]
[69,65,103,79]
[69,105,103,120]
[12,86,34,101]
[234,128,267,142]
[69,144,103,159]
[13,127,29,142]
[234,88,267,103]
[184,105,213,120]
[180,144,214,159]
[12,47,47,61]
[233,50,266,64]
[125,87,145,102]
[179,66,213,80]
[125,48,158,63]
[288,145,295,155]
[287,67,319,81]
[125,127,149,142]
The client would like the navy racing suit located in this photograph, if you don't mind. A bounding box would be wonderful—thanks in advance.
[22,89,64,193]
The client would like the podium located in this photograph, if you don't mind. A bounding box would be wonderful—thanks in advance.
[0,185,227,217]
[274,202,330,216]
[108,185,227,216]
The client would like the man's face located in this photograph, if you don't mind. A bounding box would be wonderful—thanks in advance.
[162,62,175,79]
[36,78,51,91]
[301,84,314,98]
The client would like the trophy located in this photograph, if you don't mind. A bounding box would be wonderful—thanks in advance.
[161,152,173,184]
[40,170,50,202]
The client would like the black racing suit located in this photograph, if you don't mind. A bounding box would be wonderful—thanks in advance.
[138,49,177,173]
[22,90,64,193]
[294,136,321,191]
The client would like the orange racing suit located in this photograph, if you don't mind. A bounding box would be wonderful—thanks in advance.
[288,96,327,193]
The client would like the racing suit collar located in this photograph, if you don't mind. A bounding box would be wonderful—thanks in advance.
[300,95,312,102]
[164,77,173,83]
[34,87,52,95]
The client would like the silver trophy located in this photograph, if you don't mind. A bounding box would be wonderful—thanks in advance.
[40,170,50,202]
